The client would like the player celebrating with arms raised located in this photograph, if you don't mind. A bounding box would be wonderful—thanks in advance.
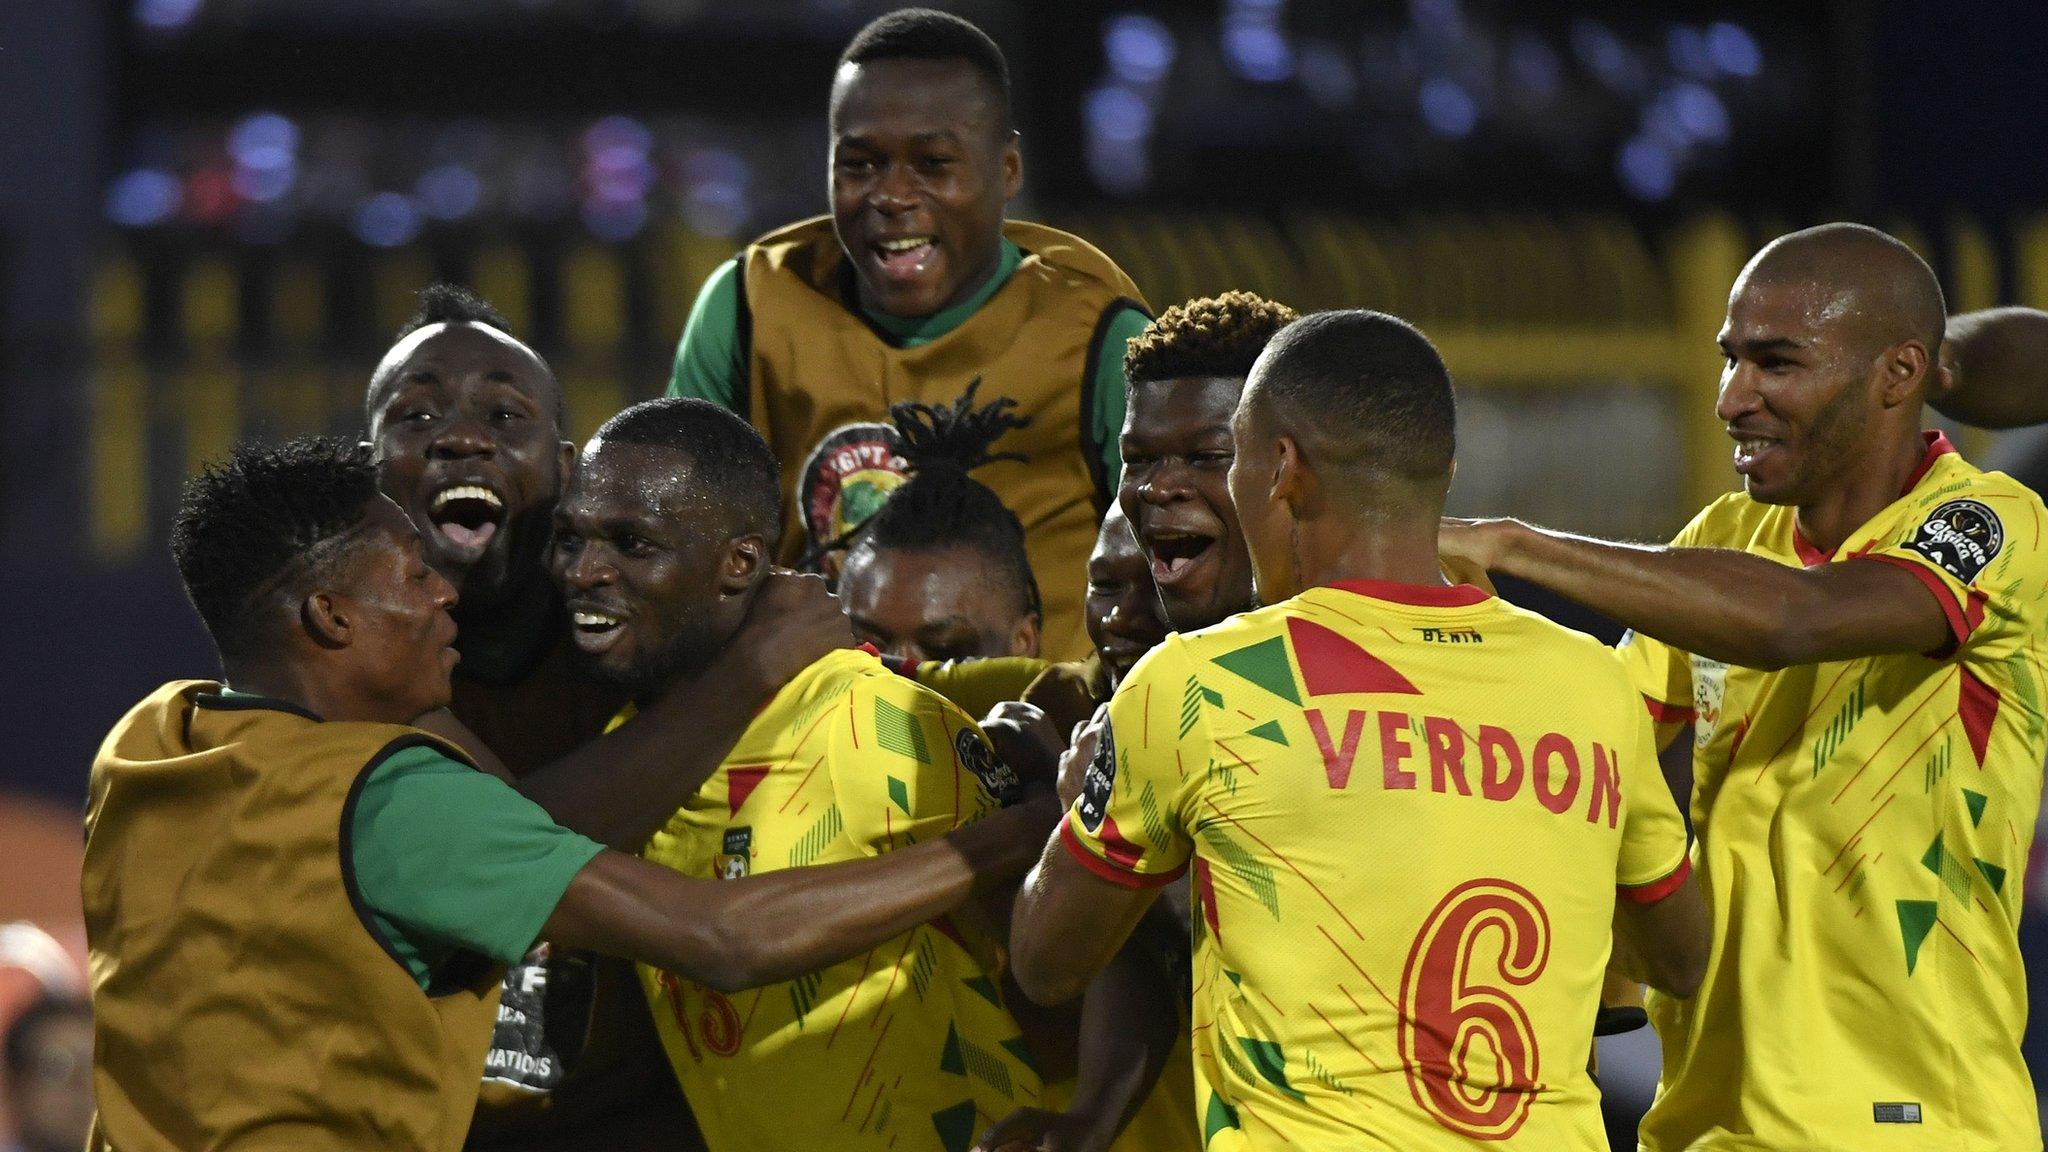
[1011,311,1709,1149]
[1442,224,2048,1151]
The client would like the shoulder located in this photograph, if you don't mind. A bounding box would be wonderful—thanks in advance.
[739,216,841,288]
[1677,490,1775,547]
[1001,219,1146,304]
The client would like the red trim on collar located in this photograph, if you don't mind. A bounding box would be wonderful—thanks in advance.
[1794,431,1957,566]
[1904,430,1956,492]
[1325,579,1492,607]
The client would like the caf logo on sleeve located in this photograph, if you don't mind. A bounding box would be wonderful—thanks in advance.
[1908,499,2003,584]
[1076,727,1117,834]
[954,728,1022,807]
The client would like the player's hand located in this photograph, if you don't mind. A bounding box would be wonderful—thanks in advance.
[1438,516,1518,573]
[981,701,1064,790]
[1057,707,1108,810]
[729,570,855,690]
[971,1106,1095,1152]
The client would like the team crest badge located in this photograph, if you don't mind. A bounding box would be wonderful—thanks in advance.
[1076,726,1117,834]
[1907,499,2003,584]
[715,827,752,879]
[797,422,910,570]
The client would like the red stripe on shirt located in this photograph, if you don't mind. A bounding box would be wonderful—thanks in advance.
[1644,695,1696,725]
[1862,554,1973,656]
[1618,857,1692,904]
[1058,821,1188,889]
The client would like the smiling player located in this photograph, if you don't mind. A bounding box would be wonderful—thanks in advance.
[667,7,1151,661]
[1441,223,2048,1150]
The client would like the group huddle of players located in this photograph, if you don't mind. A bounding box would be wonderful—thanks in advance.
[76,7,2048,1152]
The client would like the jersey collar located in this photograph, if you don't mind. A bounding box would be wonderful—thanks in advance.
[1324,579,1492,607]
[1792,430,1957,565]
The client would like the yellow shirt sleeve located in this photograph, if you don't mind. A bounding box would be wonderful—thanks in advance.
[1859,476,2046,659]
[1060,637,1199,887]
[831,673,1003,855]
[1613,701,1693,899]
[1615,505,1717,725]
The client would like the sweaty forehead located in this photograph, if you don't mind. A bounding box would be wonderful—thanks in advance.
[564,442,694,518]
[1725,274,1867,343]
[1126,377,1244,439]
[369,323,558,409]
[830,57,1003,137]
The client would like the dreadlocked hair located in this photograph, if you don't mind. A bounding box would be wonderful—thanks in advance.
[1123,291,1300,385]
[850,379,1041,621]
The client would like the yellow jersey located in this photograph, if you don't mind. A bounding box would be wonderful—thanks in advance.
[1623,433,2048,1151]
[1063,580,1691,1150]
[635,648,1034,1151]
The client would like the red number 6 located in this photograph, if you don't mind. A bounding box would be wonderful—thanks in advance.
[1398,878,1551,1141]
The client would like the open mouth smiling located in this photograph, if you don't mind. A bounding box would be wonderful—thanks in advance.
[1145,529,1218,587]
[427,483,505,558]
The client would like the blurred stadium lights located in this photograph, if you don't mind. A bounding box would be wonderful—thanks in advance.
[104,169,183,228]
[134,0,205,33]
[352,191,423,248]
[416,165,485,221]
[1222,0,1296,84]
[1418,78,1480,139]
[1707,21,1763,78]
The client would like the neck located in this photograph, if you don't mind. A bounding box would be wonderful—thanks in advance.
[1290,509,1449,596]
[452,565,556,649]
[225,658,407,726]
[1794,424,1927,554]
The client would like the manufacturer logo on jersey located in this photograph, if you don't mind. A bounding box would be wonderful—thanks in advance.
[955,728,1022,806]
[1908,499,2002,584]
[716,827,752,879]
[1873,1102,1923,1124]
[1076,726,1116,834]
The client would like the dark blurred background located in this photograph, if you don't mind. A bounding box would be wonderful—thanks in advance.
[6,1,2048,1146]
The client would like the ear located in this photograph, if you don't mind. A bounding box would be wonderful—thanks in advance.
[302,590,353,650]
[558,438,577,476]
[1009,612,1041,659]
[1000,132,1023,202]
[1877,340,1930,408]
[719,534,771,595]
[1271,435,1312,515]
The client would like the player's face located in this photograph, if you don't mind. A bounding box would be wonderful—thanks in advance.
[1715,277,1881,506]
[549,442,755,695]
[367,323,571,602]
[839,543,1038,663]
[333,497,462,721]
[1085,509,1166,678]
[829,57,1021,319]
[1119,377,1258,632]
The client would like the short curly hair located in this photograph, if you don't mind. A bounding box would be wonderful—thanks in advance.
[171,436,383,661]
[1123,291,1300,386]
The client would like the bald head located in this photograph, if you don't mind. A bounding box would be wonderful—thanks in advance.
[1738,223,1946,367]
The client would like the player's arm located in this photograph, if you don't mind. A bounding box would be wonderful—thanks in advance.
[1440,519,1952,669]
[545,794,1060,994]
[1011,665,1195,1006]
[1613,875,1709,997]
[433,572,853,850]
[1931,306,2048,428]
[1010,833,1161,1006]
[974,904,1184,1152]
[667,257,746,407]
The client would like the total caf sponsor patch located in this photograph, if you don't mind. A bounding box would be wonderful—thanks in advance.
[1907,499,2004,584]
[1075,725,1117,834]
